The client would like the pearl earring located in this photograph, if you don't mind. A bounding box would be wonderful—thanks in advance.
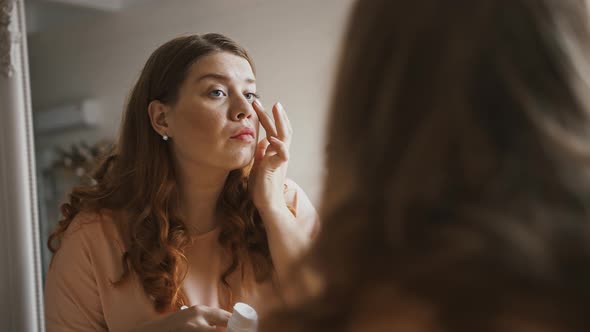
[162,134,169,141]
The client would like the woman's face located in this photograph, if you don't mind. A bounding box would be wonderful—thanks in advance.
[166,51,259,172]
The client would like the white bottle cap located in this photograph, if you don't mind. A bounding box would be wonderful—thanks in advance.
[227,302,258,332]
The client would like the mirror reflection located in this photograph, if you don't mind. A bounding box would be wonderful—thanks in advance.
[27,0,352,330]
[17,0,590,331]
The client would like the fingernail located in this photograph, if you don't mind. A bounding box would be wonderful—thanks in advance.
[254,99,262,107]
[277,101,283,110]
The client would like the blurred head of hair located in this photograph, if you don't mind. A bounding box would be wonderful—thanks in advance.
[263,0,590,330]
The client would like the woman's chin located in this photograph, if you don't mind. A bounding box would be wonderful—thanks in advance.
[227,154,255,170]
[218,146,255,170]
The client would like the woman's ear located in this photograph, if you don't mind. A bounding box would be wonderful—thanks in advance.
[148,100,171,138]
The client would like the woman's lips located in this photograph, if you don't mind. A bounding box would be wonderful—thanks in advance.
[230,127,255,142]
[231,133,255,142]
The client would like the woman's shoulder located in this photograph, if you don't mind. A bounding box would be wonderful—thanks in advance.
[282,178,320,237]
[50,209,129,282]
[282,178,313,209]
[283,178,301,191]
[61,209,126,253]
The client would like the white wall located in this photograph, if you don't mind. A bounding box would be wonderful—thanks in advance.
[27,0,355,203]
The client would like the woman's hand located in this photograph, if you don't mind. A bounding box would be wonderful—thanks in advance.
[248,100,315,286]
[249,100,293,215]
[131,305,231,332]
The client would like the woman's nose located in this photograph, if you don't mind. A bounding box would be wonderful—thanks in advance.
[231,97,254,121]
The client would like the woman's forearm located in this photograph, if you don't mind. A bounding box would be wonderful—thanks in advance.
[259,205,312,284]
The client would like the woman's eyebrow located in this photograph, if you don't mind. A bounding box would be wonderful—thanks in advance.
[196,73,256,84]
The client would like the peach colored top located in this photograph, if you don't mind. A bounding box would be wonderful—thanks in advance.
[44,180,319,332]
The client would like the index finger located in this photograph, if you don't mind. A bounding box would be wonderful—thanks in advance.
[253,99,278,139]
[273,102,290,142]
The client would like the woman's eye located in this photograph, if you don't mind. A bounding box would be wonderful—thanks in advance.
[209,90,226,98]
[245,93,258,101]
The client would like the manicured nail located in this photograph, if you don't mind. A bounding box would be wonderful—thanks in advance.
[277,101,283,111]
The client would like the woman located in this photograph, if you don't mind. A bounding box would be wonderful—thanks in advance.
[262,0,590,331]
[44,33,319,332]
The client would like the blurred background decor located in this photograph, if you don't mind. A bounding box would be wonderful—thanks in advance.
[37,139,113,276]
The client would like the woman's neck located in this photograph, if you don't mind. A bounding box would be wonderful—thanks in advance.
[176,163,229,235]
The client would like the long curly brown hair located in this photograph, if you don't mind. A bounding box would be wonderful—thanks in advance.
[263,0,590,331]
[47,33,274,312]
